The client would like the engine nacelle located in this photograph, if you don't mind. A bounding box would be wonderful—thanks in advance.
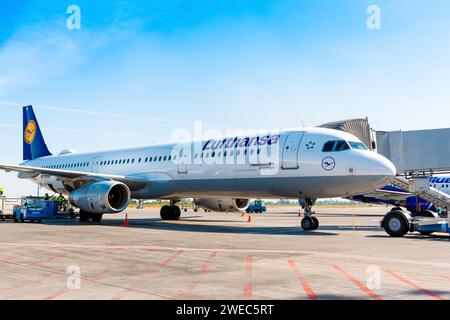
[193,198,250,212]
[69,181,131,214]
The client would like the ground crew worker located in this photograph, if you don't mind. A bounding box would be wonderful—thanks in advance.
[0,187,4,196]
[43,193,51,200]
[56,193,66,203]
[56,193,66,212]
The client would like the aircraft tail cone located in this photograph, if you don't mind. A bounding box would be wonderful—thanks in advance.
[123,213,129,227]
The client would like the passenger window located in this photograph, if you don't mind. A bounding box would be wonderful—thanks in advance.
[168,155,171,161]
[158,156,162,161]
[163,156,167,161]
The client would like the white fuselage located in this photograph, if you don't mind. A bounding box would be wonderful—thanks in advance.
[20,127,396,200]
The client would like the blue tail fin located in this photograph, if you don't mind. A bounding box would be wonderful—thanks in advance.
[23,105,52,160]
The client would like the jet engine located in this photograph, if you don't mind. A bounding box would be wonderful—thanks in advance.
[193,198,250,212]
[69,181,131,214]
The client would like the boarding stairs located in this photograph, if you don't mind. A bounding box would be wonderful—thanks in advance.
[392,176,450,211]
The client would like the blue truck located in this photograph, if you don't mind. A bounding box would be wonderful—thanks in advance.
[13,196,75,223]
[246,200,267,213]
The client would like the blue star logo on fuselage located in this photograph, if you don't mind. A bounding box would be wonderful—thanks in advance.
[306,141,316,150]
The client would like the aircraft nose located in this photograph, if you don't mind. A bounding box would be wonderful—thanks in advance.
[366,152,396,181]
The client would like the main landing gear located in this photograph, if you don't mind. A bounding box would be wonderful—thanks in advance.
[299,198,319,231]
[79,210,103,223]
[160,200,181,220]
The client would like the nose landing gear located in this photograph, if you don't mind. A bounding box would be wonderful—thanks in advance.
[299,198,319,231]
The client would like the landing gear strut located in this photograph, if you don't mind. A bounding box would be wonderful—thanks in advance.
[299,198,319,231]
[160,201,181,220]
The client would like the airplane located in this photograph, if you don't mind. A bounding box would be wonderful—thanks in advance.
[0,105,396,230]
[349,177,450,217]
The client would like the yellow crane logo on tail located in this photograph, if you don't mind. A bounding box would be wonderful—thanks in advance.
[24,120,36,144]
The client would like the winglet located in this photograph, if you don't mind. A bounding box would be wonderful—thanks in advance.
[23,105,52,160]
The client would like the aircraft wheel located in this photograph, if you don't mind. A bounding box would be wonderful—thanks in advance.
[170,206,181,220]
[160,205,171,220]
[301,217,316,231]
[383,211,409,237]
[79,210,91,222]
[91,214,103,223]
[311,217,319,230]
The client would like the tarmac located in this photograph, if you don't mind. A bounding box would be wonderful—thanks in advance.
[0,206,449,300]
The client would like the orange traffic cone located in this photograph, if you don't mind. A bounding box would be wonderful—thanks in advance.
[241,211,245,217]
[298,210,302,217]
[247,214,252,223]
[123,213,129,227]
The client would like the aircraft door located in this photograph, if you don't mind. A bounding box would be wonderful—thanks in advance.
[177,147,188,174]
[91,156,101,173]
[281,132,304,170]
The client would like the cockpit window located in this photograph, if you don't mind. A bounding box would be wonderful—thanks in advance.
[322,141,336,152]
[335,141,350,151]
[348,141,368,150]
[322,140,350,152]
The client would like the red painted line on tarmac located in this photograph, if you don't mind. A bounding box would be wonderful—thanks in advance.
[88,268,113,280]
[184,250,218,294]
[332,264,383,300]
[156,249,184,272]
[27,253,66,267]
[287,259,317,300]
[244,284,252,299]
[385,269,445,300]
[111,249,184,300]
[244,255,253,299]
[1,255,21,262]
[43,289,69,300]
[44,268,114,300]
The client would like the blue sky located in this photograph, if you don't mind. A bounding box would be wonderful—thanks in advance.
[1,0,450,196]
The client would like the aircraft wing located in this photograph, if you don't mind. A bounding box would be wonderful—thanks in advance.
[361,188,412,202]
[0,164,148,191]
[348,186,413,207]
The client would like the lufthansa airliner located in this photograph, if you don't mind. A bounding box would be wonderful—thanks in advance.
[0,106,396,230]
